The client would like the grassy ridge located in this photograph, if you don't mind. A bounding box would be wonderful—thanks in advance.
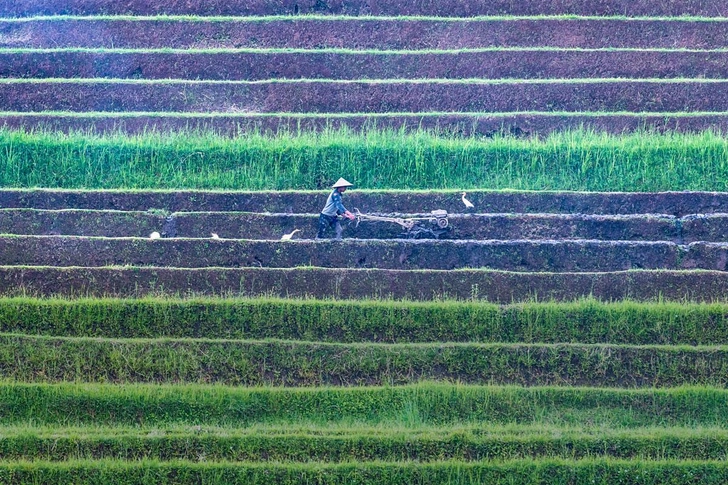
[0,297,725,345]
[2,334,727,387]
[3,426,728,461]
[0,458,726,484]
[2,127,728,190]
[3,382,728,427]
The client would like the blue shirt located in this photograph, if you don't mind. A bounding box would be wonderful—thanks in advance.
[321,189,347,216]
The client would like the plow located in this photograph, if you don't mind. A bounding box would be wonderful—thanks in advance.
[354,208,450,238]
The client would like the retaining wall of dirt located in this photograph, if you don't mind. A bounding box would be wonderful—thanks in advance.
[3,20,727,50]
[2,190,728,217]
[5,50,728,81]
[0,236,697,271]
[3,80,727,113]
[3,113,727,137]
[0,0,723,18]
[1,266,727,302]
[0,210,691,242]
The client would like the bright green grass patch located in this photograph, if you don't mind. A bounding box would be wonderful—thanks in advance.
[3,382,728,428]
[2,126,728,191]
[1,334,727,387]
[0,296,724,345]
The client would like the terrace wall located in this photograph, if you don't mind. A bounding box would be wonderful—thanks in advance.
[1,0,724,17]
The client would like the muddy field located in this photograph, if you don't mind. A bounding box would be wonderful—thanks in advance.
[2,19,727,50]
[0,209,709,242]
[3,80,727,113]
[10,236,728,272]
[2,189,728,216]
[0,0,723,18]
[4,50,728,81]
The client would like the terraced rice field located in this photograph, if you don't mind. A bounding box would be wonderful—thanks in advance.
[2,0,728,483]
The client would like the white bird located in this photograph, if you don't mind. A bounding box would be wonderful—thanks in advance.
[211,233,220,239]
[281,229,301,241]
[149,231,161,239]
[461,192,475,209]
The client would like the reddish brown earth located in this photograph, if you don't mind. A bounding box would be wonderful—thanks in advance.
[2,112,726,137]
[1,266,727,302]
[2,189,727,216]
[2,80,726,113]
[0,0,724,17]
[4,50,728,80]
[2,19,727,50]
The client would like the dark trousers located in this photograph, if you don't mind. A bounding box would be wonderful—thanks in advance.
[317,213,342,239]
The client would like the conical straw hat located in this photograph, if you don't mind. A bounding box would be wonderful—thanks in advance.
[332,178,354,188]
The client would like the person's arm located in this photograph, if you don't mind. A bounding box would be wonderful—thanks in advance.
[333,192,355,219]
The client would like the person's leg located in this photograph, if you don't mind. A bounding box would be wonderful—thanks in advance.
[318,214,338,238]
[335,219,343,240]
[317,214,330,238]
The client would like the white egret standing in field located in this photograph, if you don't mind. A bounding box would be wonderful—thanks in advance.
[211,233,220,239]
[281,229,301,240]
[461,192,475,209]
[149,231,161,239]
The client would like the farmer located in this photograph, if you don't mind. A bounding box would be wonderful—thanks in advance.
[317,178,356,239]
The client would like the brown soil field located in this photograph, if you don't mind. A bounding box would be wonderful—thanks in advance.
[0,209,688,242]
[3,112,727,136]
[2,19,727,50]
[1,266,726,302]
[2,80,726,113]
[0,236,693,271]
[2,189,727,216]
[0,0,723,18]
[4,50,728,80]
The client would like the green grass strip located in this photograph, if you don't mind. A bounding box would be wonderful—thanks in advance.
[1,333,727,387]
[0,458,726,484]
[2,382,728,428]
[2,126,728,191]
[0,297,725,345]
[1,426,728,461]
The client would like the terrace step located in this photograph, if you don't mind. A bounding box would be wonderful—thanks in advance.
[3,334,728,387]
[0,0,724,17]
[2,189,727,216]
[8,209,727,243]
[2,425,728,461]
[2,79,725,113]
[4,382,728,427]
[3,297,726,345]
[3,236,728,271]
[2,19,726,50]
[0,266,725,301]
[4,111,728,136]
[6,49,728,80]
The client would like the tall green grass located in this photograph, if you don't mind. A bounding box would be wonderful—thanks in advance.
[2,126,728,190]
[1,334,727,387]
[3,382,728,428]
[0,296,724,345]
